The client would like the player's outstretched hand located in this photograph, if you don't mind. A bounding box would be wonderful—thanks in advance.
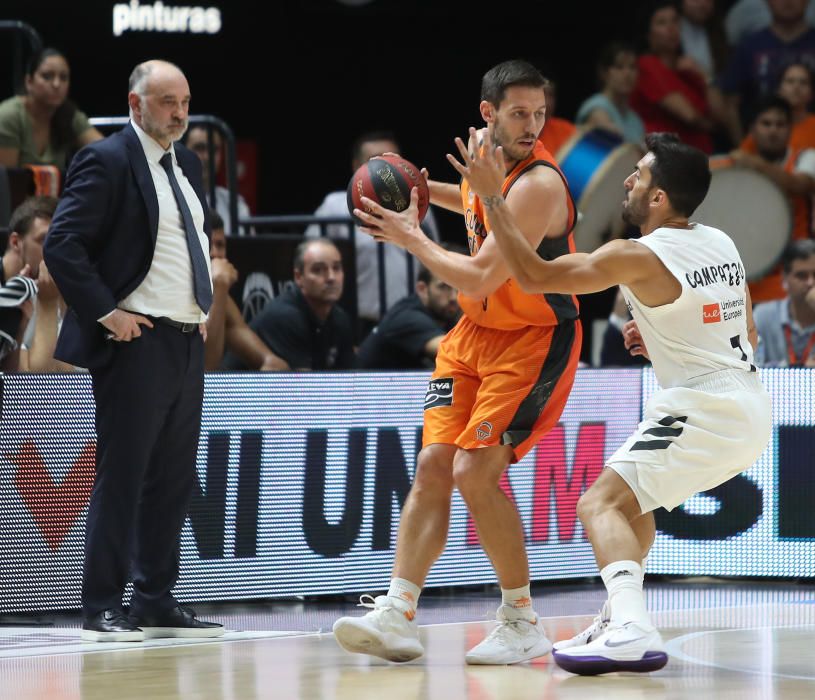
[623,319,650,360]
[446,127,505,201]
[355,188,426,252]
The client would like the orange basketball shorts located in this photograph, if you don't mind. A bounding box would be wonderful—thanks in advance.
[422,316,582,462]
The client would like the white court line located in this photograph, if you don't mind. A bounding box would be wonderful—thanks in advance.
[0,629,301,659]
[664,624,815,681]
[2,600,812,659]
[423,599,815,628]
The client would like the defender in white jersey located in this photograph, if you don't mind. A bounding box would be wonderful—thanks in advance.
[447,131,772,675]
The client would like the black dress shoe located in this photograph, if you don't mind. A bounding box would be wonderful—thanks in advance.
[129,605,224,639]
[82,609,144,643]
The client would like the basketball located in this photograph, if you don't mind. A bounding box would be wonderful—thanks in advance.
[346,155,430,224]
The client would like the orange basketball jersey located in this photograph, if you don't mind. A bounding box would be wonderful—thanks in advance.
[459,140,579,330]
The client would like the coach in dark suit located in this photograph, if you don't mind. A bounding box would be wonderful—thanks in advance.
[44,60,222,642]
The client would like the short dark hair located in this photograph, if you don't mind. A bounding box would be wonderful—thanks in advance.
[481,60,547,107]
[645,133,711,217]
[417,263,433,285]
[209,209,224,231]
[782,239,815,273]
[749,94,792,127]
[351,131,399,165]
[293,238,340,273]
[9,196,59,237]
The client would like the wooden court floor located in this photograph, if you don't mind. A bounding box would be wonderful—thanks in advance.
[1,581,813,700]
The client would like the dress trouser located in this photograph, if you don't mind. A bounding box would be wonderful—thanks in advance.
[83,322,204,618]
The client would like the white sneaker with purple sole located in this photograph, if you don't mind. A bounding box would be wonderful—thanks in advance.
[552,621,668,675]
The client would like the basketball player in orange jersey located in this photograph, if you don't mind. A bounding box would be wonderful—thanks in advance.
[332,59,582,665]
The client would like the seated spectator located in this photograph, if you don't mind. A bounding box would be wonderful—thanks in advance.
[632,0,715,153]
[304,130,440,334]
[723,95,815,302]
[0,196,71,371]
[599,288,650,367]
[0,274,36,370]
[19,259,74,372]
[741,61,815,152]
[538,78,577,156]
[720,0,815,143]
[680,0,730,84]
[205,211,288,371]
[575,41,646,144]
[2,195,51,284]
[184,125,252,235]
[753,239,815,365]
[229,239,355,371]
[356,262,461,370]
[725,0,815,47]
[0,48,103,170]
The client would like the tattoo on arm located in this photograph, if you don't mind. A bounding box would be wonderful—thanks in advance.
[482,195,504,210]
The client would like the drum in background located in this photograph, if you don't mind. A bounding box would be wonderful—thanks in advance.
[695,160,792,281]
[557,128,643,253]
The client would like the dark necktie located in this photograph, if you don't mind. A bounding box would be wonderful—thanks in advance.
[159,152,213,313]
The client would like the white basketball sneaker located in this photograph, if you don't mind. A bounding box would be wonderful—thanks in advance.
[465,604,553,665]
[333,595,424,662]
[552,601,610,650]
[552,620,668,675]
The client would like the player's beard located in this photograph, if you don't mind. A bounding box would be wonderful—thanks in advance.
[491,118,534,165]
[622,189,649,227]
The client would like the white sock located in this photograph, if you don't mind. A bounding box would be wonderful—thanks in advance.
[501,584,536,621]
[387,577,421,613]
[601,560,651,628]
[600,559,646,615]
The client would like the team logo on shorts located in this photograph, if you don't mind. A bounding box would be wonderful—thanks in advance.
[702,303,721,324]
[424,377,453,410]
[476,421,493,441]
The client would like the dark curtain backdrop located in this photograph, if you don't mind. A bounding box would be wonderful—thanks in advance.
[1,0,738,228]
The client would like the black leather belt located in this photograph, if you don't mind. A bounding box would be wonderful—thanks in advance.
[151,316,199,334]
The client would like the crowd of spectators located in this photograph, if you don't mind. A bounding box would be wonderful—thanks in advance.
[4,1,815,371]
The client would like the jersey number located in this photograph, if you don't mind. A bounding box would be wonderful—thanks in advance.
[730,335,757,372]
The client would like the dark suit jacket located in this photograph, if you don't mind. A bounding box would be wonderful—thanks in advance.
[44,123,211,369]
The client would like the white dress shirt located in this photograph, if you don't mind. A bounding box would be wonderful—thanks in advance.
[120,120,212,323]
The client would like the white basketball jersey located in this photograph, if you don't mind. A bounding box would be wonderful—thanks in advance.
[620,223,756,388]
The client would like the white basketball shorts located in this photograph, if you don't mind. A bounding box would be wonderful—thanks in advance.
[607,369,772,513]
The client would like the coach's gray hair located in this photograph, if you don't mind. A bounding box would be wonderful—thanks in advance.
[127,60,183,117]
[129,62,153,96]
